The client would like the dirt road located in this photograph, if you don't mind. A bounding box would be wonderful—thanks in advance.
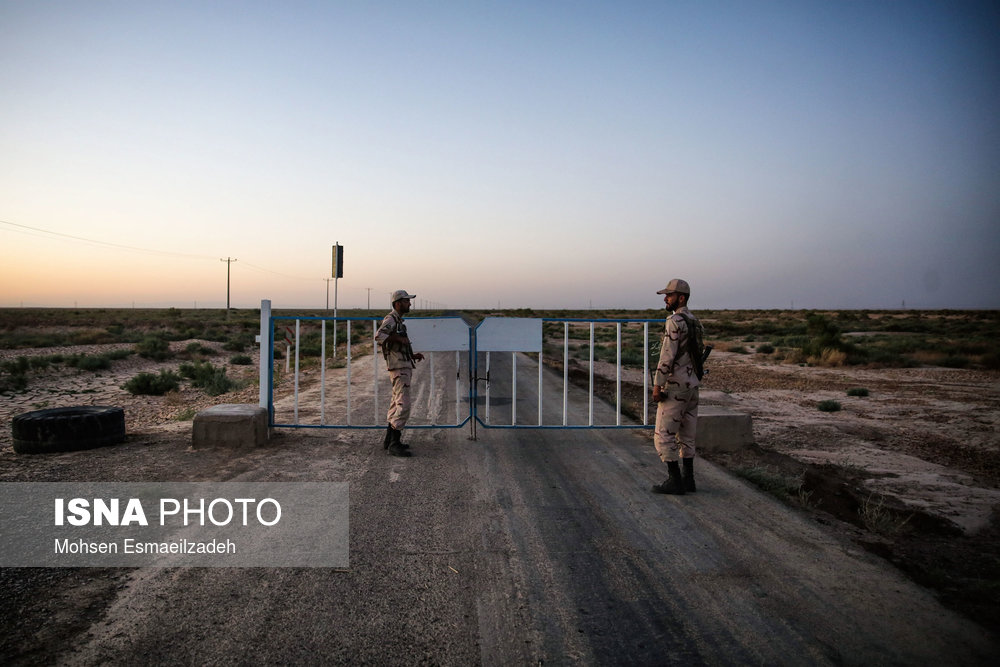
[4,429,996,665]
[2,350,997,664]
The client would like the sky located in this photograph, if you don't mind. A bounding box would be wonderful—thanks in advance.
[1,0,998,311]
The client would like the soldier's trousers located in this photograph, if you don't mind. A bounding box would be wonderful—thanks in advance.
[654,385,699,462]
[387,367,412,430]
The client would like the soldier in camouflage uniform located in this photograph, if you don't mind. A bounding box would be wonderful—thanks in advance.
[375,290,424,457]
[651,278,703,495]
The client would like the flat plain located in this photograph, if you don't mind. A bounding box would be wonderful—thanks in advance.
[1,306,997,660]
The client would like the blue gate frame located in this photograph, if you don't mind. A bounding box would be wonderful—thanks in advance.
[258,300,662,438]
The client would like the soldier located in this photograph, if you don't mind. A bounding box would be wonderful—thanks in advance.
[375,290,425,457]
[650,278,704,494]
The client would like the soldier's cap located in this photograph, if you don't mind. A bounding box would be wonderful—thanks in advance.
[391,289,416,304]
[657,279,690,295]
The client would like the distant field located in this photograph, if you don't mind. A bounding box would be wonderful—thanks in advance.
[1,307,998,371]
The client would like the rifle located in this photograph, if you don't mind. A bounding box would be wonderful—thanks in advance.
[700,344,714,377]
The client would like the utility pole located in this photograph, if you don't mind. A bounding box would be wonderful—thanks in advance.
[366,288,372,311]
[220,257,237,309]
[325,279,333,309]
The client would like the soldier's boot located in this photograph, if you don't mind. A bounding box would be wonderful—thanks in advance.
[383,425,409,451]
[387,427,411,457]
[651,461,685,495]
[683,457,696,493]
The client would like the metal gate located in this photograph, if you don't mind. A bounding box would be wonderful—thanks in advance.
[258,300,661,437]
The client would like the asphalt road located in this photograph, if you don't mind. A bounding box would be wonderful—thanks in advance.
[57,352,997,665]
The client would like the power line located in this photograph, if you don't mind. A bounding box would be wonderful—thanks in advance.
[0,219,218,260]
[1,219,321,283]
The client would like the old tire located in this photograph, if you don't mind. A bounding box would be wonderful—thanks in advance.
[11,406,126,454]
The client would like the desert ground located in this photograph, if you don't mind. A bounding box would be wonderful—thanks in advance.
[1,309,998,659]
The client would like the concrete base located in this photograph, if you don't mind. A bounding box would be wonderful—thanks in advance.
[192,404,268,449]
[695,406,754,453]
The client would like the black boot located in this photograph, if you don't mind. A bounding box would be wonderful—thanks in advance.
[651,461,685,495]
[387,427,411,457]
[683,457,696,493]
[383,425,409,451]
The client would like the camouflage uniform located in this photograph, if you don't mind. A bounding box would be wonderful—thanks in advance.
[375,308,416,431]
[653,305,703,463]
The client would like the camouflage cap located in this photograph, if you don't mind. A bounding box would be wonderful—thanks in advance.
[391,289,416,304]
[656,279,690,295]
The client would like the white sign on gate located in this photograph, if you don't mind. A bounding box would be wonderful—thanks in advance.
[475,318,543,352]
[406,318,470,352]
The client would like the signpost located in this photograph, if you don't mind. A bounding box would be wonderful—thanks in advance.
[331,244,343,355]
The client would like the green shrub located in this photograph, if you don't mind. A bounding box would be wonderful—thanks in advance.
[223,334,253,352]
[230,354,253,365]
[124,370,181,395]
[0,373,28,393]
[846,387,870,397]
[28,356,52,370]
[179,361,239,396]
[183,342,217,357]
[940,355,969,369]
[981,352,1000,370]
[756,343,775,354]
[0,358,30,393]
[800,314,863,365]
[2,357,31,375]
[71,354,112,371]
[818,400,842,412]
[136,335,173,361]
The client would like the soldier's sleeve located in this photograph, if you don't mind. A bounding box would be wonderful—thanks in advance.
[653,316,684,387]
[374,314,393,345]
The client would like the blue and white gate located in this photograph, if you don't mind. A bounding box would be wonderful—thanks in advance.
[258,300,662,437]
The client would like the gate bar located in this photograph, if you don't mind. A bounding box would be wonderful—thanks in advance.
[616,322,622,426]
[321,320,327,425]
[346,319,352,425]
[588,323,594,426]
[294,319,301,424]
[643,322,649,425]
[563,322,569,426]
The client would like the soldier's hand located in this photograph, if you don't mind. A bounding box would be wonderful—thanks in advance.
[652,386,664,402]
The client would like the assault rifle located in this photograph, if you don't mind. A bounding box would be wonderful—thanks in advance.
[698,344,714,378]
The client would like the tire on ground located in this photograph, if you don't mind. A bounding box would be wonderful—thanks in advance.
[11,406,126,454]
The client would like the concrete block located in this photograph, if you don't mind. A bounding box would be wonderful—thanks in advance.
[192,404,268,449]
[695,406,754,452]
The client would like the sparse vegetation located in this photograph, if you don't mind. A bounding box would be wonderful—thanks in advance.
[123,369,181,395]
[730,463,804,502]
[183,342,217,358]
[136,335,173,361]
[174,407,198,421]
[847,387,870,397]
[68,354,112,371]
[859,491,913,536]
[179,361,240,396]
[818,399,842,412]
[0,349,134,392]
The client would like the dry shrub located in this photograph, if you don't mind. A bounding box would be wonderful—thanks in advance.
[781,348,806,364]
[808,348,847,367]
